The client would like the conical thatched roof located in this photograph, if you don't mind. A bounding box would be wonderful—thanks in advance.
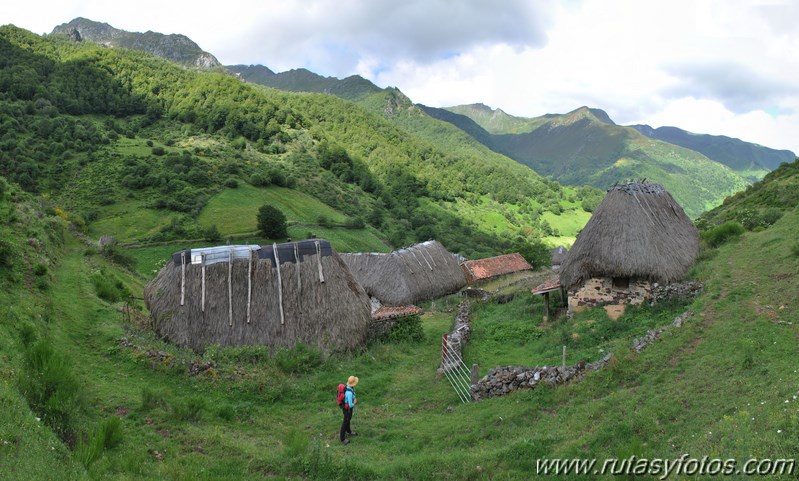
[144,240,371,353]
[341,240,467,306]
[559,182,699,289]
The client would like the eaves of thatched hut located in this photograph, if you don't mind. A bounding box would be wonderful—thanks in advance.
[341,240,466,306]
[558,182,699,314]
[144,240,371,353]
[460,253,532,285]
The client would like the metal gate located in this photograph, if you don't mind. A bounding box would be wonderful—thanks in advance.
[440,334,474,403]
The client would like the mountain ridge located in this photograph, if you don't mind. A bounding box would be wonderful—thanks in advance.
[50,17,220,68]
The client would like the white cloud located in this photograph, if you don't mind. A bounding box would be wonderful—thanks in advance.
[1,0,798,153]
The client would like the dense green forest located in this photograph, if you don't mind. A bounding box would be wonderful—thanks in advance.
[0,25,594,259]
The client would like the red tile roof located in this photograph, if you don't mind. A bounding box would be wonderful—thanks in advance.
[372,305,423,321]
[531,276,562,295]
[460,253,533,284]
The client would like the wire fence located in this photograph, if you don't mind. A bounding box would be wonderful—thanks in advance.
[440,334,474,404]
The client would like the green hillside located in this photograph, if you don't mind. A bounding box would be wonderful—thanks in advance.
[2,21,799,481]
[2,139,798,479]
[454,106,748,218]
[632,124,795,176]
[698,158,799,230]
[445,102,549,134]
[227,65,383,102]
[0,25,586,260]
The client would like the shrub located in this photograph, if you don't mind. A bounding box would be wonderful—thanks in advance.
[203,224,222,242]
[257,204,288,239]
[75,431,104,468]
[345,217,365,229]
[225,178,239,188]
[274,343,322,374]
[33,262,48,276]
[75,417,123,468]
[250,173,271,187]
[0,237,15,270]
[18,322,37,346]
[100,241,136,269]
[18,341,84,440]
[381,315,425,343]
[761,207,783,227]
[204,344,271,365]
[151,146,165,156]
[216,404,235,421]
[170,396,206,421]
[701,222,745,248]
[515,239,551,269]
[92,271,130,303]
[140,387,167,412]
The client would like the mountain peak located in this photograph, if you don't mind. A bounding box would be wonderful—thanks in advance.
[563,106,615,125]
[51,17,220,68]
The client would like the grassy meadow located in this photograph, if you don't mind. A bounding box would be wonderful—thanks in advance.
[2,203,798,479]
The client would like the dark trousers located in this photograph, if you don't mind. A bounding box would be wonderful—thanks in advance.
[340,407,353,441]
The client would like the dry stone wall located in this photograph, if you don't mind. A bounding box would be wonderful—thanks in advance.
[439,301,471,371]
[568,277,652,312]
[471,310,693,401]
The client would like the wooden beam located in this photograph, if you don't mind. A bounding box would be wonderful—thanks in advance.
[544,292,550,322]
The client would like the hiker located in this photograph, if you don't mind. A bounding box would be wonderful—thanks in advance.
[339,375,358,444]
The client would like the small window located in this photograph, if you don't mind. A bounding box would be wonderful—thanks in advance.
[612,277,630,289]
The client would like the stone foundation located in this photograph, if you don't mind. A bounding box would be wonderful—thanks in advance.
[568,277,653,313]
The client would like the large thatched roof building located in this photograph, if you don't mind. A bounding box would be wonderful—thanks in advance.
[341,240,467,306]
[559,182,699,314]
[144,240,371,352]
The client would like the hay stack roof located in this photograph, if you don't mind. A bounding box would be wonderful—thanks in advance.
[461,253,532,284]
[559,182,699,289]
[341,240,466,306]
[144,240,371,353]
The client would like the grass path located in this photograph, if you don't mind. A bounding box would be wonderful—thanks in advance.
[33,209,799,479]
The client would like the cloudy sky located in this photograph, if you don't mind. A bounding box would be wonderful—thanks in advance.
[3,0,798,153]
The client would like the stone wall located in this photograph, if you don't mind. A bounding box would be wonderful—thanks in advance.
[568,277,652,313]
[471,310,693,401]
[471,355,613,401]
[439,300,471,372]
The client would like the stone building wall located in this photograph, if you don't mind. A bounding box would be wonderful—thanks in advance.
[568,276,653,313]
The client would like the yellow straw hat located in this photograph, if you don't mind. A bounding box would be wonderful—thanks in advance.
[346,375,359,387]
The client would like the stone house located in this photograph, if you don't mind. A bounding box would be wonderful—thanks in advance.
[558,182,699,317]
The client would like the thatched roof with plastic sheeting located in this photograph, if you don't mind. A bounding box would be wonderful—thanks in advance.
[559,182,699,290]
[340,240,467,306]
[144,240,371,353]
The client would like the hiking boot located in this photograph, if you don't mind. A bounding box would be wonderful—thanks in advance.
[348,432,358,436]
[341,439,350,445]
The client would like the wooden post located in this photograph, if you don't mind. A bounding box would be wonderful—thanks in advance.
[471,364,479,385]
[274,243,284,325]
[441,334,448,367]
[247,250,252,324]
[201,253,206,313]
[562,345,566,372]
[543,292,550,322]
[180,251,186,306]
[228,250,233,327]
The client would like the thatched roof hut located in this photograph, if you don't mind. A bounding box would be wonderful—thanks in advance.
[341,240,466,306]
[559,182,699,290]
[144,240,371,353]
